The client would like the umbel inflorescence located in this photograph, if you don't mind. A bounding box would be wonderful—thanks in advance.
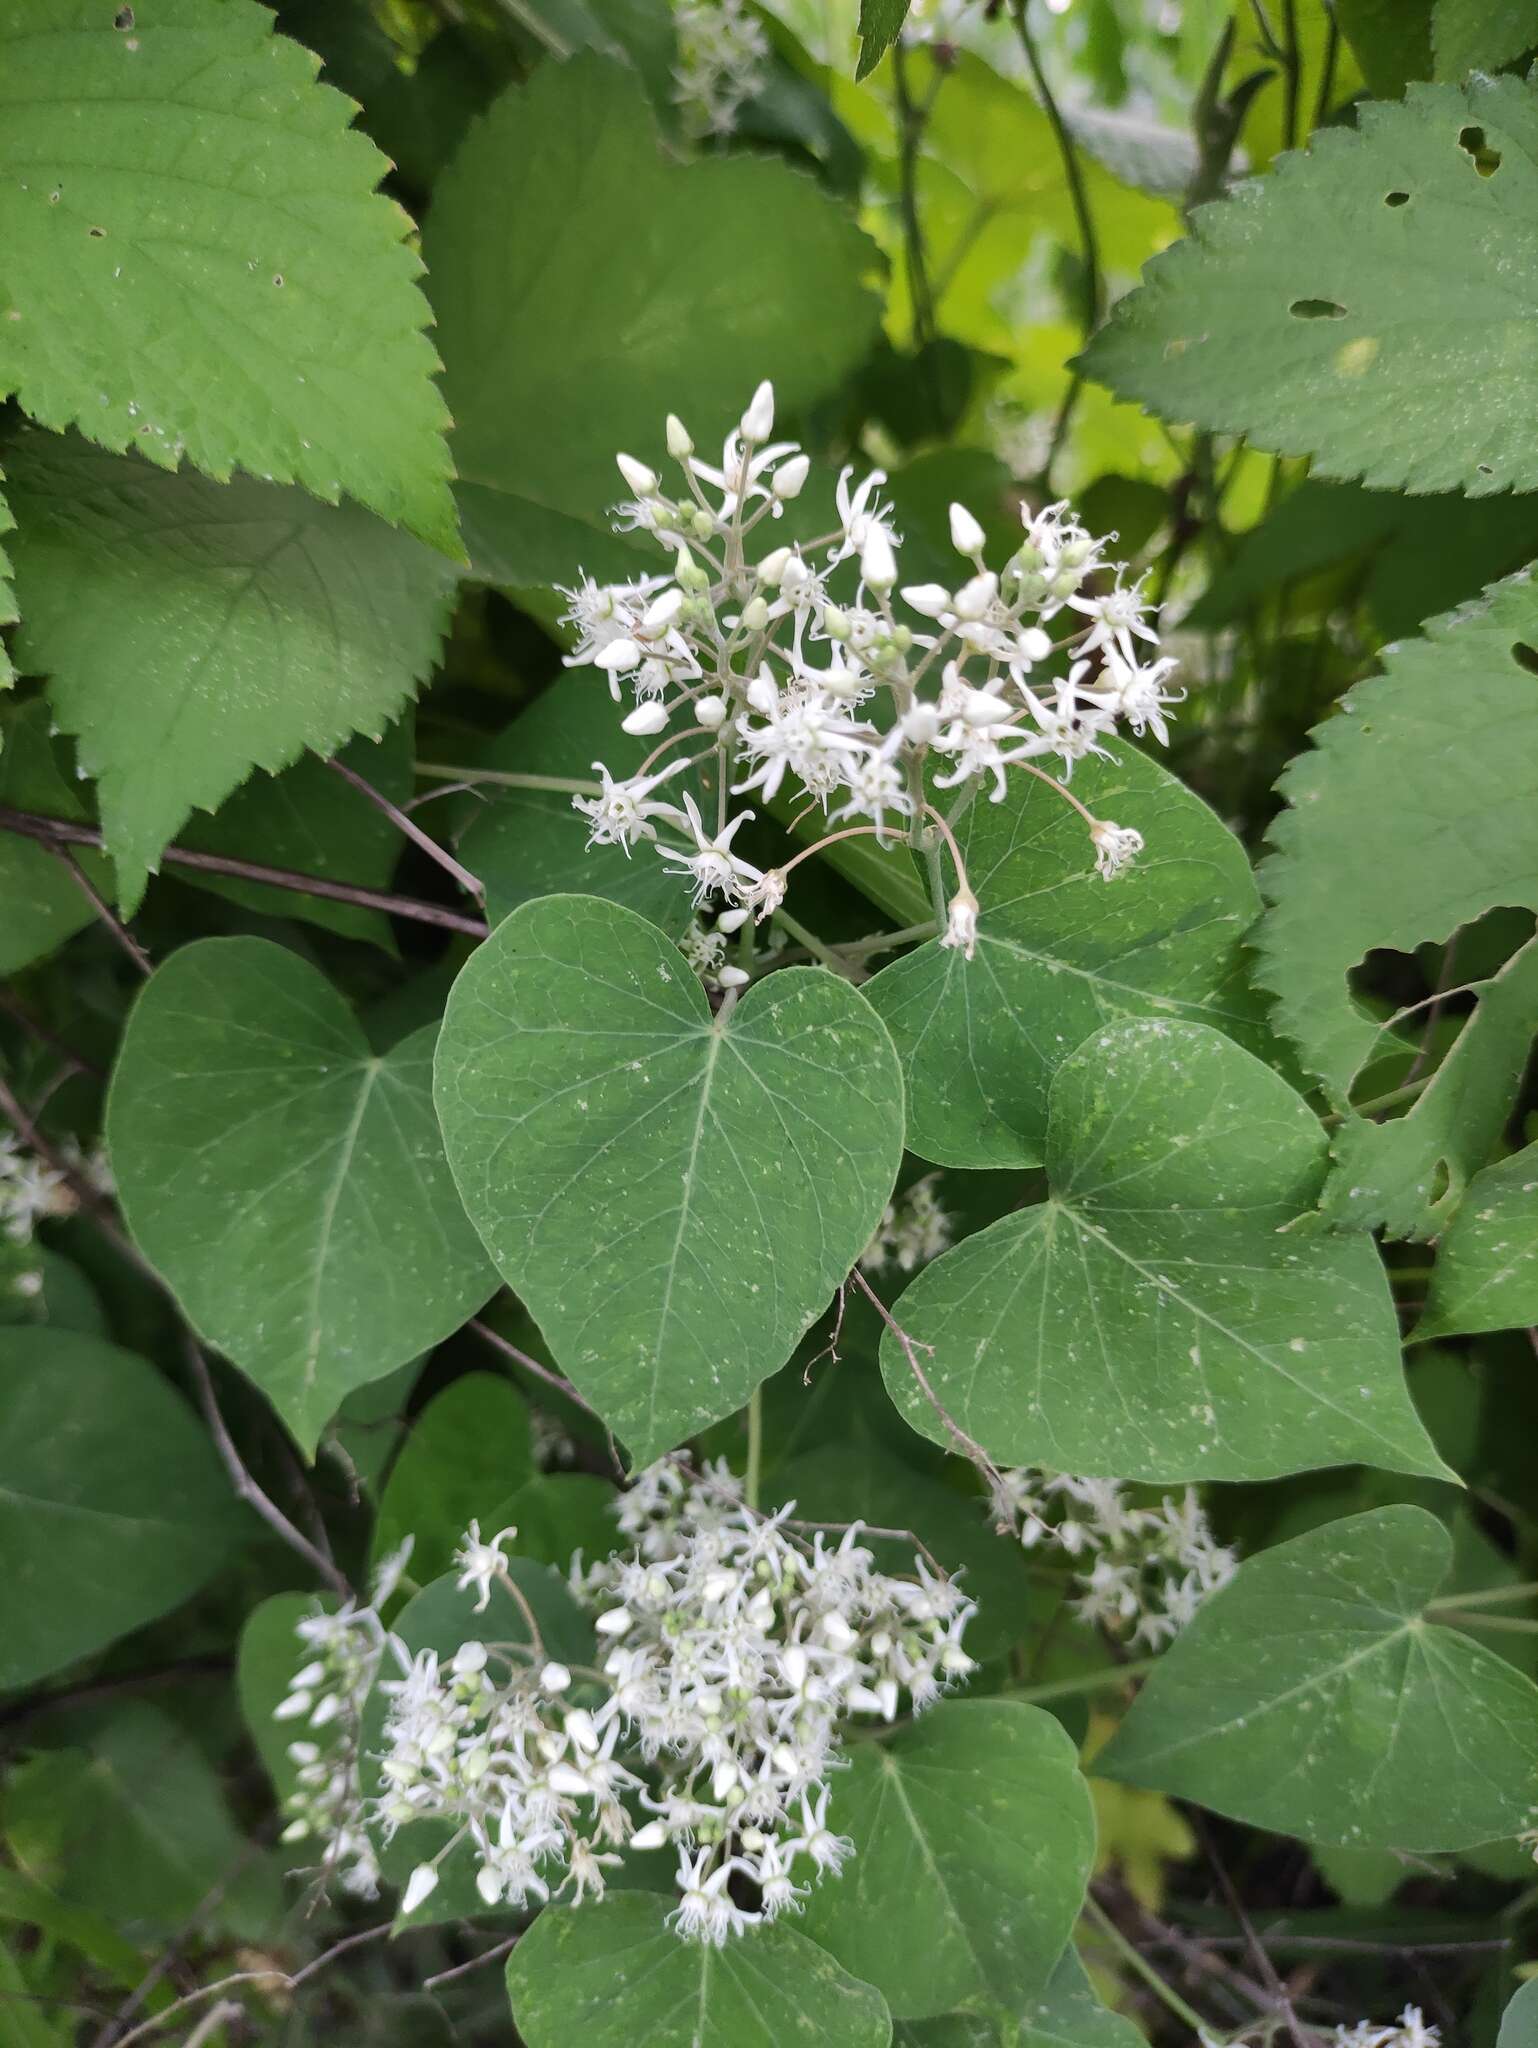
[274,1457,976,1941]
[562,381,1179,966]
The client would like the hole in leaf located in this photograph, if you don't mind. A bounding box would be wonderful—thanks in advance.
[1289,298,1348,320]
[1427,1157,1452,1207]
[272,273,284,288]
[1512,642,1538,675]
[1477,463,1494,476]
[1458,126,1502,175]
[1384,190,1410,207]
[88,225,105,238]
[113,3,133,23]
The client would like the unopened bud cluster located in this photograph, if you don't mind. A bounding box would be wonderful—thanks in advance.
[574,1457,977,1941]
[272,1541,414,1897]
[990,1470,1236,1649]
[563,380,1178,963]
[859,1171,953,1275]
[0,1129,85,1304]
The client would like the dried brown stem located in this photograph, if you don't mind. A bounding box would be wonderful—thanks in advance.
[328,756,485,903]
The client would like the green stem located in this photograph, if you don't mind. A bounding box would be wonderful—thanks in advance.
[1428,1580,1538,1612]
[773,907,851,974]
[836,920,941,959]
[892,40,939,350]
[1010,0,1102,336]
[745,1387,763,1512]
[1434,1612,1538,1634]
[415,761,603,797]
[1081,1894,1211,2032]
[1003,1657,1159,1705]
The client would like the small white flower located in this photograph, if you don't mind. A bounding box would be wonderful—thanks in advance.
[401,1863,440,1916]
[948,501,986,557]
[1089,819,1144,881]
[454,1521,518,1613]
[655,792,763,907]
[939,886,979,961]
[741,380,775,442]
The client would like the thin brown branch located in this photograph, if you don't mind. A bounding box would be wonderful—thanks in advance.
[468,1316,594,1414]
[110,1924,392,2048]
[184,1338,350,1598]
[1190,1815,1320,2048]
[423,1935,521,1990]
[848,1267,1003,1488]
[46,842,152,975]
[328,756,485,903]
[0,990,107,1080]
[0,805,488,938]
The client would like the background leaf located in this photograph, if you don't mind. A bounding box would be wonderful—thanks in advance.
[1432,0,1536,79]
[423,54,880,585]
[434,895,904,1463]
[506,1892,893,2047]
[8,432,456,910]
[372,1372,533,1585]
[1082,77,1538,495]
[0,0,456,550]
[1419,1141,1538,1338]
[1097,1506,1538,1850]
[107,936,497,1453]
[0,1327,243,1689]
[799,1701,1095,2020]
[879,1018,1445,1483]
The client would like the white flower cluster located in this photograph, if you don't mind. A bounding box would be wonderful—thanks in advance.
[990,1470,1236,1650]
[273,1542,415,1897]
[0,1130,75,1247]
[860,1171,953,1275]
[672,0,770,139]
[574,1458,977,1941]
[563,381,1176,964]
[1335,2009,1440,2048]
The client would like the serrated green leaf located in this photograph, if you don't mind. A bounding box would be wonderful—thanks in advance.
[359,1562,595,1925]
[507,1893,891,2047]
[1257,571,1538,1097]
[878,1018,1446,1484]
[1322,929,1538,1240]
[1081,76,1538,495]
[373,1372,534,1585]
[177,721,415,950]
[0,0,457,551]
[434,896,904,1464]
[424,54,880,585]
[0,1327,243,1689]
[459,676,694,936]
[856,0,908,79]
[863,742,1261,1168]
[1419,1141,1538,1338]
[4,1702,282,1942]
[106,937,497,1454]
[799,1701,1095,2020]
[9,432,456,911]
[1432,0,1535,79]
[1097,1506,1538,1851]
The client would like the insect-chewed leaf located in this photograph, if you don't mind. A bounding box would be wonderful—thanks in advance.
[1419,1140,1538,1338]
[1097,1506,1538,1851]
[879,1017,1448,1483]
[106,937,498,1453]
[0,0,457,550]
[433,895,905,1464]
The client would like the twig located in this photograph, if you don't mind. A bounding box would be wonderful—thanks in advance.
[467,1317,594,1415]
[110,1924,392,2048]
[328,757,485,903]
[47,842,152,976]
[848,1267,1003,1488]
[0,990,106,1080]
[1191,1813,1319,2048]
[414,761,602,797]
[1010,0,1101,334]
[184,1338,351,1598]
[891,39,939,349]
[424,1936,520,1990]
[1082,1893,1211,2033]
[0,806,488,939]
[181,2003,244,2048]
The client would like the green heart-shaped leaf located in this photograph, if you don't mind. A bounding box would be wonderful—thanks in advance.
[864,743,1261,1168]
[506,1893,893,2048]
[1097,1506,1538,1851]
[799,1701,1095,2020]
[434,896,905,1463]
[107,936,497,1452]
[879,1017,1448,1483]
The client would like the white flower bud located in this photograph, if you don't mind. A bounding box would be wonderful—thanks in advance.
[741,380,775,441]
[616,452,659,497]
[695,694,729,730]
[952,571,998,622]
[822,604,851,641]
[959,687,1014,728]
[756,545,792,586]
[540,1661,572,1693]
[452,1640,488,1675]
[900,583,951,619]
[772,454,810,500]
[1016,625,1052,663]
[716,906,751,933]
[900,703,942,746]
[621,701,669,736]
[596,1606,634,1636]
[291,1661,326,1689]
[564,1707,600,1752]
[666,413,694,460]
[716,965,750,989]
[949,501,986,556]
[740,594,770,632]
[630,1819,669,1851]
[401,1864,440,1915]
[274,1689,312,1720]
[548,1761,595,1796]
[675,547,711,592]
[594,638,641,673]
[820,1612,858,1652]
[861,527,898,591]
[642,587,684,632]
